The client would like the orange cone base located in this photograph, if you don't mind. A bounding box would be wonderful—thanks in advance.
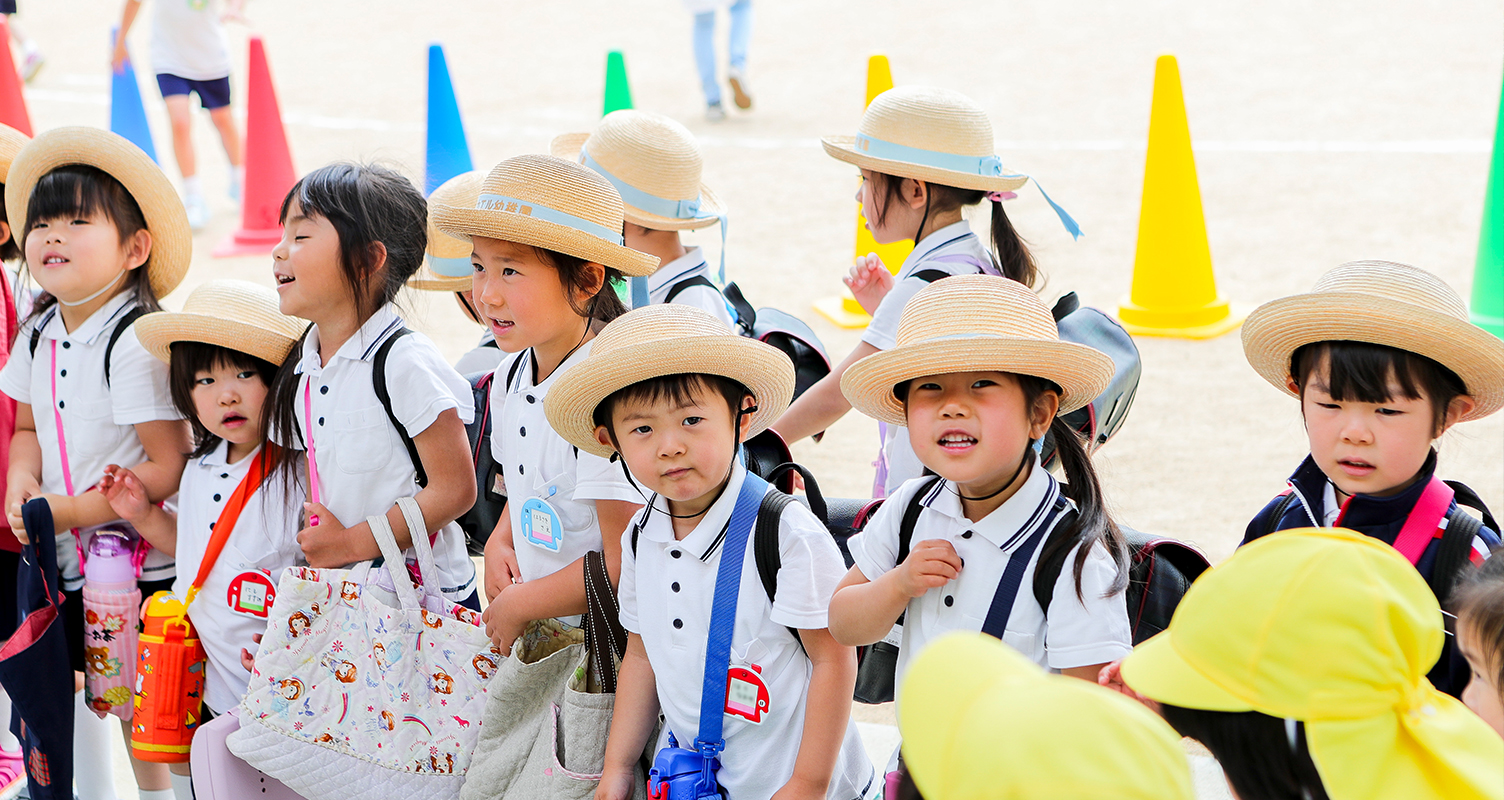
[813,289,872,329]
[1117,296,1247,340]
[213,227,283,258]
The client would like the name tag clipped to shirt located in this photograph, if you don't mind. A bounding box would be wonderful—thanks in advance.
[520,486,564,553]
[227,570,277,618]
[724,664,770,724]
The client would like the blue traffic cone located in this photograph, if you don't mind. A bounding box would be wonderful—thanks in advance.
[109,28,157,163]
[425,43,473,197]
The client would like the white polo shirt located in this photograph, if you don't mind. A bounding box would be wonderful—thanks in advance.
[290,305,477,602]
[148,0,231,81]
[643,247,736,328]
[619,463,872,800]
[454,330,502,376]
[0,293,182,589]
[172,441,304,714]
[847,456,1131,694]
[861,222,996,497]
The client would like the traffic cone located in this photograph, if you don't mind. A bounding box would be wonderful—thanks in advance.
[603,51,633,116]
[1117,55,1244,339]
[0,19,32,136]
[814,54,911,329]
[424,43,472,197]
[1471,72,1504,339]
[109,28,158,164]
[214,36,296,258]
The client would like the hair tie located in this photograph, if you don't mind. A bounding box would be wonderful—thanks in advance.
[986,191,1018,203]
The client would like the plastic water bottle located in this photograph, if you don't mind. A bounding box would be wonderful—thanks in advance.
[132,591,206,762]
[81,531,141,720]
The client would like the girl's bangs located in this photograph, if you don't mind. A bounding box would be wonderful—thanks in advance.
[25,166,143,234]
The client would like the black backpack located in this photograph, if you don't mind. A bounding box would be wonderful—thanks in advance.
[665,276,832,400]
[28,306,146,388]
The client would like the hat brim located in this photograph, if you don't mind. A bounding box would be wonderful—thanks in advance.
[1241,293,1504,422]
[821,135,1028,193]
[135,310,306,366]
[841,336,1115,426]
[6,127,191,300]
[551,132,725,232]
[1120,629,1256,714]
[431,203,658,278]
[408,273,471,292]
[545,333,796,459]
[0,125,30,185]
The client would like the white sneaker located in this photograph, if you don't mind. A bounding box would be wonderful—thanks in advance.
[727,68,752,110]
[185,195,210,231]
[705,102,726,123]
[20,47,43,84]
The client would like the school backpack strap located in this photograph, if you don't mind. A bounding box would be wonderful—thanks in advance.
[981,498,1071,638]
[719,281,758,334]
[1445,480,1499,532]
[27,325,38,358]
[371,327,427,488]
[1259,491,1301,539]
[102,307,147,388]
[664,275,716,305]
[912,269,951,284]
[1431,510,1482,609]
[896,476,943,566]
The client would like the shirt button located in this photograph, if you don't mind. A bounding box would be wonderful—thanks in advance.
[518,464,524,475]
[962,531,973,539]
[59,369,66,377]
[944,596,954,607]
[320,386,329,395]
[61,341,70,349]
[525,395,536,404]
[520,427,526,437]
[318,417,325,426]
[58,400,64,409]
[671,582,680,593]
[213,494,222,502]
[670,550,681,559]
[209,522,216,531]
[673,619,683,629]
[220,473,229,479]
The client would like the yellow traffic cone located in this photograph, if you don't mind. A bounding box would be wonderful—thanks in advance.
[814,55,915,329]
[1117,55,1244,339]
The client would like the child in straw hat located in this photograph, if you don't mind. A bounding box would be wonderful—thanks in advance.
[0,126,193,800]
[542,304,872,800]
[774,86,1082,498]
[1120,527,1504,800]
[431,154,652,653]
[101,280,306,790]
[407,170,503,375]
[553,109,736,328]
[897,632,1195,800]
[1238,260,1504,699]
[829,275,1130,774]
[265,163,480,608]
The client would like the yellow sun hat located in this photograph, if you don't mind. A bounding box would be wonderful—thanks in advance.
[1122,528,1504,800]
[900,632,1195,800]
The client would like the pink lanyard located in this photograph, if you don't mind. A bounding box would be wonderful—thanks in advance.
[303,380,321,525]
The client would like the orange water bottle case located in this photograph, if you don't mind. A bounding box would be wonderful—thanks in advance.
[131,592,207,763]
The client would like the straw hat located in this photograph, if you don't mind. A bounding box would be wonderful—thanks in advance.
[1242,260,1504,422]
[544,304,795,458]
[410,171,484,292]
[842,275,1114,426]
[550,110,725,232]
[5,127,191,299]
[135,279,309,365]
[1122,528,1504,800]
[900,632,1195,800]
[822,86,1027,194]
[431,154,658,278]
[0,124,30,187]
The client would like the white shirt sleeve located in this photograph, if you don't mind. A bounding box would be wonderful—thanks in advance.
[861,277,930,351]
[386,332,475,436]
[109,327,183,425]
[768,502,848,631]
[574,450,644,505]
[617,516,642,634]
[846,480,918,582]
[1043,540,1133,670]
[0,324,34,405]
[675,285,736,329]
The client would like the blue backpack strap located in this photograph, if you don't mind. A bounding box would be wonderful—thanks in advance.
[696,472,769,758]
[980,495,1070,637]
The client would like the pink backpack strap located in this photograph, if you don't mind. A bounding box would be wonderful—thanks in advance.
[1392,477,1454,566]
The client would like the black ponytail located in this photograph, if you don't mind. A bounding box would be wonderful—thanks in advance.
[1019,375,1127,601]
[989,197,1038,288]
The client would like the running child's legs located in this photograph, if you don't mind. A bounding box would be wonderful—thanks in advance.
[727,0,751,74]
[208,105,242,169]
[163,94,197,183]
[692,10,721,106]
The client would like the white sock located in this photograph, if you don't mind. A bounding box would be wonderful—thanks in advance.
[0,688,18,752]
[72,691,119,800]
[183,175,203,199]
[169,771,195,800]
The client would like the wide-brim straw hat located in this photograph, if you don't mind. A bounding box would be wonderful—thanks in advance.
[432,154,658,278]
[410,171,484,292]
[0,124,31,187]
[6,127,191,299]
[550,110,725,232]
[545,304,795,459]
[136,279,308,365]
[822,86,1028,194]
[1242,260,1504,422]
[842,275,1114,426]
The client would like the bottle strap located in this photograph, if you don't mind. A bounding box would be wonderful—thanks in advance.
[1390,477,1454,566]
[180,445,277,611]
[695,472,769,757]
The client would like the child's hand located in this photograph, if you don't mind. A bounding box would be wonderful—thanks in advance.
[98,465,150,525]
[482,583,527,657]
[484,541,522,602]
[110,39,128,74]
[843,253,894,315]
[240,633,263,672]
[1098,659,1160,715]
[296,504,354,567]
[592,766,636,800]
[5,473,39,542]
[895,539,963,598]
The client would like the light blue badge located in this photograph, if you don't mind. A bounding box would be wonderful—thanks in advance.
[519,489,563,552]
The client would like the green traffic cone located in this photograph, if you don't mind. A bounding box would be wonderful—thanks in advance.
[1473,76,1504,338]
[603,51,633,117]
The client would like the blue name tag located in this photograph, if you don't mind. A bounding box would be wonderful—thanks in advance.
[519,496,563,552]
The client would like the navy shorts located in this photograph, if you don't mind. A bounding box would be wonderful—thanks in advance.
[156,73,231,110]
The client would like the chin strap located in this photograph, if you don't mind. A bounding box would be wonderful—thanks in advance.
[57,270,127,307]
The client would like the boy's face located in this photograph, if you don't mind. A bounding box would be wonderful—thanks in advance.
[1458,622,1504,738]
[904,371,1053,494]
[596,383,752,516]
[1295,363,1443,499]
[191,360,269,457]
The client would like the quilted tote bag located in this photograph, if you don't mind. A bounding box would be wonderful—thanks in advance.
[460,550,644,800]
[229,497,499,800]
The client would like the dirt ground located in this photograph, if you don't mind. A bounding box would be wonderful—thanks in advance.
[11,0,1502,797]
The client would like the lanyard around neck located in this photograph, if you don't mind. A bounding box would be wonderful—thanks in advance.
[303,379,322,508]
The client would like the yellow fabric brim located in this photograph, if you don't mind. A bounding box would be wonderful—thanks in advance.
[1120,629,1256,713]
[431,203,658,278]
[821,135,1029,193]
